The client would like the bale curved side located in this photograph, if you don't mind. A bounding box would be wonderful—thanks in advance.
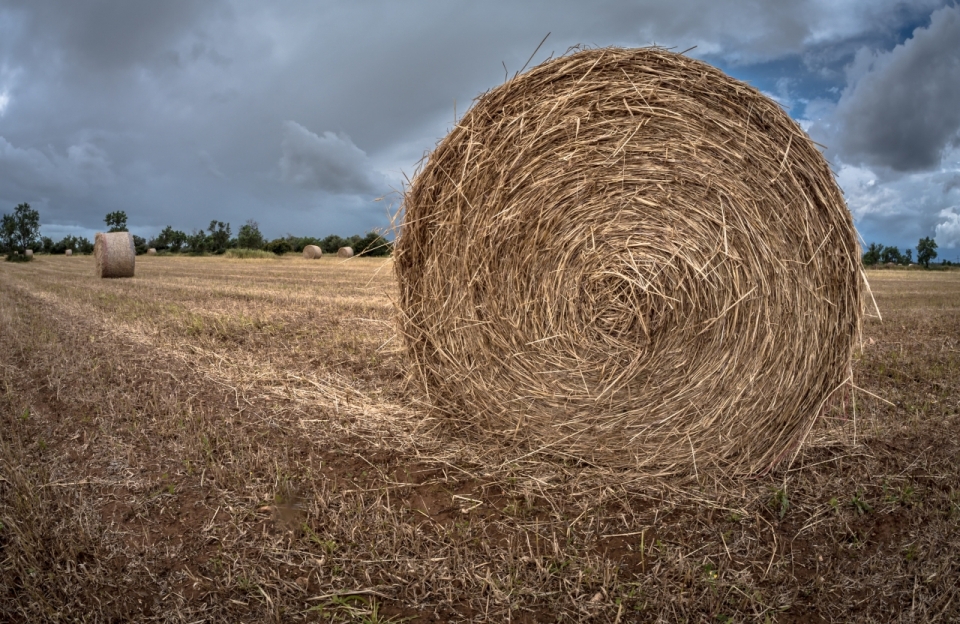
[395,47,862,475]
[94,232,136,278]
[337,247,354,258]
[303,244,323,259]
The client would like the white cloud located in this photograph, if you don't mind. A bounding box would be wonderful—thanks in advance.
[830,5,960,171]
[935,208,960,249]
[0,90,9,116]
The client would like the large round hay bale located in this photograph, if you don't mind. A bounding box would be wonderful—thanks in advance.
[395,47,862,475]
[147,247,157,255]
[94,231,136,278]
[303,244,323,259]
[25,249,33,258]
[337,246,354,258]
[65,249,73,256]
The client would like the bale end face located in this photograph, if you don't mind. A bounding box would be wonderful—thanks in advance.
[94,232,136,278]
[395,47,862,476]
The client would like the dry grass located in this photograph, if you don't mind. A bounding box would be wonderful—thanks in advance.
[0,256,957,622]
[396,47,861,477]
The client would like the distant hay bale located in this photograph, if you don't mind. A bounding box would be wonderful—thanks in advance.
[147,248,157,255]
[395,47,862,475]
[25,249,33,258]
[337,246,354,258]
[65,249,73,256]
[94,231,136,278]
[303,244,323,259]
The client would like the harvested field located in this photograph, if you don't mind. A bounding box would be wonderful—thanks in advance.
[1,256,958,622]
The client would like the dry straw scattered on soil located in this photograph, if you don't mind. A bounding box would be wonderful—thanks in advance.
[302,244,323,259]
[396,47,863,476]
[94,231,136,279]
[337,246,354,258]
[65,249,72,256]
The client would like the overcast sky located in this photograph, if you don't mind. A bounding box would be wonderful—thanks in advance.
[1,1,959,256]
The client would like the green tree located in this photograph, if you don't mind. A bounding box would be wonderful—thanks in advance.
[862,242,883,266]
[1,203,41,257]
[880,245,902,265]
[154,226,187,252]
[207,220,232,254]
[186,229,208,254]
[355,231,393,256]
[132,235,147,255]
[319,234,346,254]
[917,237,938,268]
[264,238,292,255]
[901,249,912,265]
[237,219,265,250]
[104,211,128,232]
[53,235,81,254]
[77,237,94,254]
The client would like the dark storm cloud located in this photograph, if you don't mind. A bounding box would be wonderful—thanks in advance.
[0,0,953,242]
[832,5,960,172]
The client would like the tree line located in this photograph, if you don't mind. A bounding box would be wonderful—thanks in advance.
[2,204,392,260]
[862,237,941,268]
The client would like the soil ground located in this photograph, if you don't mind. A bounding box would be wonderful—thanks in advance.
[1,255,958,623]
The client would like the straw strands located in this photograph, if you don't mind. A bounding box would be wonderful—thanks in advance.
[395,47,862,476]
[303,244,323,259]
[94,232,136,278]
[337,247,354,258]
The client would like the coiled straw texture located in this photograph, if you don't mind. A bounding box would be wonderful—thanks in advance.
[94,231,136,278]
[395,47,862,475]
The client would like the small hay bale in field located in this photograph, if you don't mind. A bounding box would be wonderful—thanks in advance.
[94,231,136,278]
[147,248,157,255]
[65,249,73,256]
[337,246,354,258]
[395,47,862,476]
[303,244,323,259]
[25,249,33,257]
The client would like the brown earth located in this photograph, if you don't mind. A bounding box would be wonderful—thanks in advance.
[1,255,958,622]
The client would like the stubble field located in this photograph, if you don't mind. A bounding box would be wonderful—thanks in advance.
[1,255,958,623]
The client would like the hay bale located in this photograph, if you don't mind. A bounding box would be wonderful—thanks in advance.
[94,231,136,278]
[395,47,862,475]
[65,249,73,256]
[303,244,323,259]
[337,246,354,258]
[147,248,157,255]
[25,249,33,258]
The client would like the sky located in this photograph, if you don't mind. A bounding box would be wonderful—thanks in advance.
[1,1,959,257]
